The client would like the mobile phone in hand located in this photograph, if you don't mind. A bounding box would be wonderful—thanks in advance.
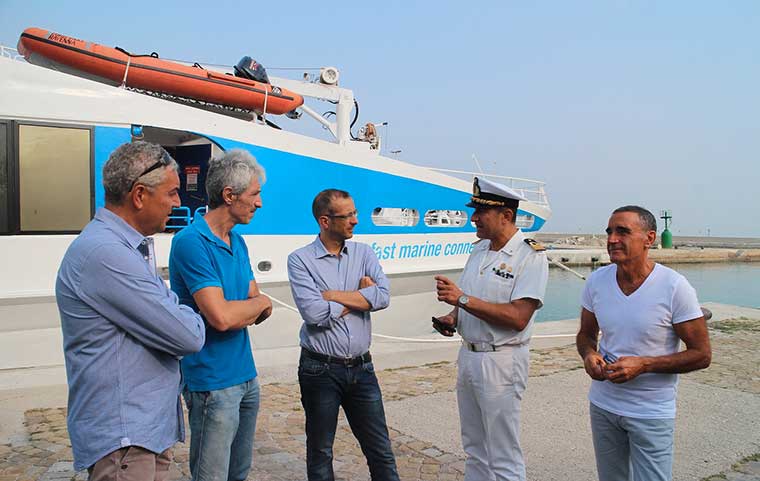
[432,316,456,335]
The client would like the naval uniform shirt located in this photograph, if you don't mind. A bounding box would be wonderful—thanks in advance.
[458,229,549,346]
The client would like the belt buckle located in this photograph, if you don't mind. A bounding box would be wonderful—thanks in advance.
[336,355,357,367]
[467,341,495,352]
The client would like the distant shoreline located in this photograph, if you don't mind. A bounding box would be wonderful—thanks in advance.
[534,233,760,249]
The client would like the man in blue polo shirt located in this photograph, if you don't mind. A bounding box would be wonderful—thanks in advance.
[169,149,272,481]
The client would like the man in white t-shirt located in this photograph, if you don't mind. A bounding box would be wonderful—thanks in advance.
[576,206,712,481]
[434,177,548,481]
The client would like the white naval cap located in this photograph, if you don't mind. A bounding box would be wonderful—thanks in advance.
[465,176,527,208]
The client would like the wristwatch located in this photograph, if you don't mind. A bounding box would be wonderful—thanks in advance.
[457,294,470,308]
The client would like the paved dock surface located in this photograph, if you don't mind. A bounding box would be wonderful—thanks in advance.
[0,303,758,481]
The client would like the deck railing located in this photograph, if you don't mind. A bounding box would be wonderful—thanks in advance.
[0,46,23,61]
[166,206,191,231]
[428,168,550,207]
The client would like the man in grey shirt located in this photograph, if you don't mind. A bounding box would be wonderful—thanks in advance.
[287,189,399,481]
[56,141,205,480]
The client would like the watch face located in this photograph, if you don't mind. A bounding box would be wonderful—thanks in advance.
[458,295,469,306]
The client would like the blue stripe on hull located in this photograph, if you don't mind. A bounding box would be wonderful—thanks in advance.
[212,136,546,235]
[213,136,475,235]
[94,128,546,234]
[94,126,133,206]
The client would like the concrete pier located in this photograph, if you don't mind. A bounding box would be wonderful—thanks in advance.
[1,303,758,480]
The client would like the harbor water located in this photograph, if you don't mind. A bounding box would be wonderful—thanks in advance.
[537,262,760,322]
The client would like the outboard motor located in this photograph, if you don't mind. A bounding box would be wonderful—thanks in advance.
[233,56,270,84]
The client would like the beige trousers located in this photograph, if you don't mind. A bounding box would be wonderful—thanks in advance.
[88,446,172,481]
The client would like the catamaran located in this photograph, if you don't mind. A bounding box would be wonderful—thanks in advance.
[0,29,551,304]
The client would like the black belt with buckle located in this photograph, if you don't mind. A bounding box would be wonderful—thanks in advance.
[301,347,371,367]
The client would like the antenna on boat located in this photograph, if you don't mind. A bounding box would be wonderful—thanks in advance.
[471,154,485,174]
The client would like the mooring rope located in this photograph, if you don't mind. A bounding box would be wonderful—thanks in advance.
[260,291,576,343]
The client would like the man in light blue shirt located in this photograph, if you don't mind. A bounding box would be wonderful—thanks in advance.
[56,141,206,479]
[169,149,272,481]
[287,189,399,481]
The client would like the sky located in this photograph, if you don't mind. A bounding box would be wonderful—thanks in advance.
[1,1,758,236]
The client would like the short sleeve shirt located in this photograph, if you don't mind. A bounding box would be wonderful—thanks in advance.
[458,229,549,346]
[169,216,257,391]
[581,263,703,418]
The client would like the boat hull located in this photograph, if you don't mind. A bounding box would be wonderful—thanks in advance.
[0,54,551,301]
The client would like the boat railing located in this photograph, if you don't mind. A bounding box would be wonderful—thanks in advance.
[0,46,24,61]
[193,206,208,220]
[428,168,550,207]
[166,206,192,231]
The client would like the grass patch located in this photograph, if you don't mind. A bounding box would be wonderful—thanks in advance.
[700,453,760,481]
[710,317,760,333]
[732,452,760,470]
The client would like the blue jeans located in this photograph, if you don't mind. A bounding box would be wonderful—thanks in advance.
[183,378,260,481]
[298,352,399,481]
[590,402,675,481]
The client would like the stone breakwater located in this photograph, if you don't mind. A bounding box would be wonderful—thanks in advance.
[0,315,758,480]
[543,246,760,267]
[536,233,760,267]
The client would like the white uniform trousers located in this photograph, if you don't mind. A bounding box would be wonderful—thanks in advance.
[457,344,529,481]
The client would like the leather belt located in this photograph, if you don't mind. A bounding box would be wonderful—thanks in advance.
[301,347,371,367]
[462,340,518,352]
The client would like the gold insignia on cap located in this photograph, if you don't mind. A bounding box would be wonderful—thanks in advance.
[473,177,481,196]
[500,263,506,269]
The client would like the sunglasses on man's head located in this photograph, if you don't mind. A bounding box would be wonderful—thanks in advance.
[130,149,172,191]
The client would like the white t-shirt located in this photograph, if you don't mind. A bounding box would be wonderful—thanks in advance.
[459,229,548,346]
[581,263,702,419]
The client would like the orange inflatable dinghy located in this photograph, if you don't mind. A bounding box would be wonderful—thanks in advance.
[17,27,304,115]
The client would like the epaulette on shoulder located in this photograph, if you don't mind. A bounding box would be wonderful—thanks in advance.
[524,238,546,252]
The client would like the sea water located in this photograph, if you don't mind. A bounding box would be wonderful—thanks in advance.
[537,262,760,322]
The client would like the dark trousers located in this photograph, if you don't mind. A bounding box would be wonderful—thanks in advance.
[298,351,400,481]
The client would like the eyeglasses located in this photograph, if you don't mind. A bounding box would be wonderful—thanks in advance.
[326,210,359,220]
[130,148,173,191]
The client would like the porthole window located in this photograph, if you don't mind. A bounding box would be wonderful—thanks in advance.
[516,214,535,229]
[257,260,272,272]
[424,210,468,227]
[370,207,419,227]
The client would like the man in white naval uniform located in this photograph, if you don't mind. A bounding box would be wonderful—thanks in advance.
[433,177,548,481]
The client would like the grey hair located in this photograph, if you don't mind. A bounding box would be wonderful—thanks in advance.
[103,141,178,205]
[206,149,266,209]
[613,205,657,232]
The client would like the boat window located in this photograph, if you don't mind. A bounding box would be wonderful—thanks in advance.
[423,210,468,228]
[19,125,91,232]
[0,122,8,233]
[516,214,535,229]
[370,207,419,227]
